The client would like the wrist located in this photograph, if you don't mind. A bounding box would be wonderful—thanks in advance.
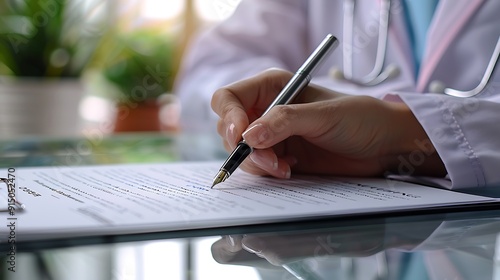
[384,101,446,177]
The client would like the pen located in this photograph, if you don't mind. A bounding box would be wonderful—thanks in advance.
[212,34,339,188]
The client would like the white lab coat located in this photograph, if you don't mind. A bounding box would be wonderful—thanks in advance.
[175,0,500,189]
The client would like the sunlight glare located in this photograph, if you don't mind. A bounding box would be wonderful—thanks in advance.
[142,0,184,20]
[194,0,241,21]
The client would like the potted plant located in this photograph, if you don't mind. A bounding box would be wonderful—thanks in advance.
[100,29,177,132]
[0,0,107,137]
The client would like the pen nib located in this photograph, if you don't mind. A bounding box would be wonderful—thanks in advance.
[211,170,229,189]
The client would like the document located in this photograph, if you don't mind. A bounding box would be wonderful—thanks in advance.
[0,162,496,242]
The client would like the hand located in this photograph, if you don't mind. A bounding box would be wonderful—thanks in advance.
[211,218,446,267]
[211,224,386,267]
[211,69,446,179]
[210,235,279,269]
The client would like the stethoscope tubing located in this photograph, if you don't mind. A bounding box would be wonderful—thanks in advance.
[443,36,500,98]
[336,0,500,98]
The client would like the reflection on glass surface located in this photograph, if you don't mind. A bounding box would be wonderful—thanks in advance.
[210,212,500,280]
[113,240,187,280]
[193,237,261,280]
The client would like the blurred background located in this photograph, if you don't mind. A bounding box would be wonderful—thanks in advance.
[0,2,270,280]
[0,0,242,139]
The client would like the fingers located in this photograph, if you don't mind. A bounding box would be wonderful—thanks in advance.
[214,93,249,149]
[247,149,291,179]
[241,234,322,266]
[242,100,340,149]
[211,68,346,179]
[241,235,284,266]
[219,147,291,179]
[212,69,294,148]
[240,229,385,266]
[211,235,274,266]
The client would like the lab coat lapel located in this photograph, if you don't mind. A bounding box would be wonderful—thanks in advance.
[417,0,485,92]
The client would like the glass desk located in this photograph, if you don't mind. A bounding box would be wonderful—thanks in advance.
[1,133,500,280]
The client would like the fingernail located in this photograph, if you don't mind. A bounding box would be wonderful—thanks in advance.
[224,235,242,253]
[242,243,262,255]
[226,123,237,149]
[250,152,278,170]
[227,235,235,247]
[242,124,269,146]
[242,236,266,255]
[283,166,291,179]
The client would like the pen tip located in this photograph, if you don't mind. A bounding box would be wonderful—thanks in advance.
[211,170,229,189]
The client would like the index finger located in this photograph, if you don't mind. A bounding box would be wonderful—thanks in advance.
[211,69,294,138]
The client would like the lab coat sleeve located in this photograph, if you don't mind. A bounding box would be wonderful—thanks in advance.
[175,0,308,133]
[393,92,500,189]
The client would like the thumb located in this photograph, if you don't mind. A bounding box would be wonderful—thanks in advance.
[242,101,337,149]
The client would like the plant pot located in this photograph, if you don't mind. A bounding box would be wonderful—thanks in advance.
[0,77,85,138]
[113,99,161,132]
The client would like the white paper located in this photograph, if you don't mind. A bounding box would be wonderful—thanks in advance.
[0,162,495,242]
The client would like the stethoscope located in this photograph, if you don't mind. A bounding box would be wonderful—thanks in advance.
[330,0,500,98]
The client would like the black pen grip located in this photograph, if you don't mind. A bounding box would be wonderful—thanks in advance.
[222,141,253,175]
